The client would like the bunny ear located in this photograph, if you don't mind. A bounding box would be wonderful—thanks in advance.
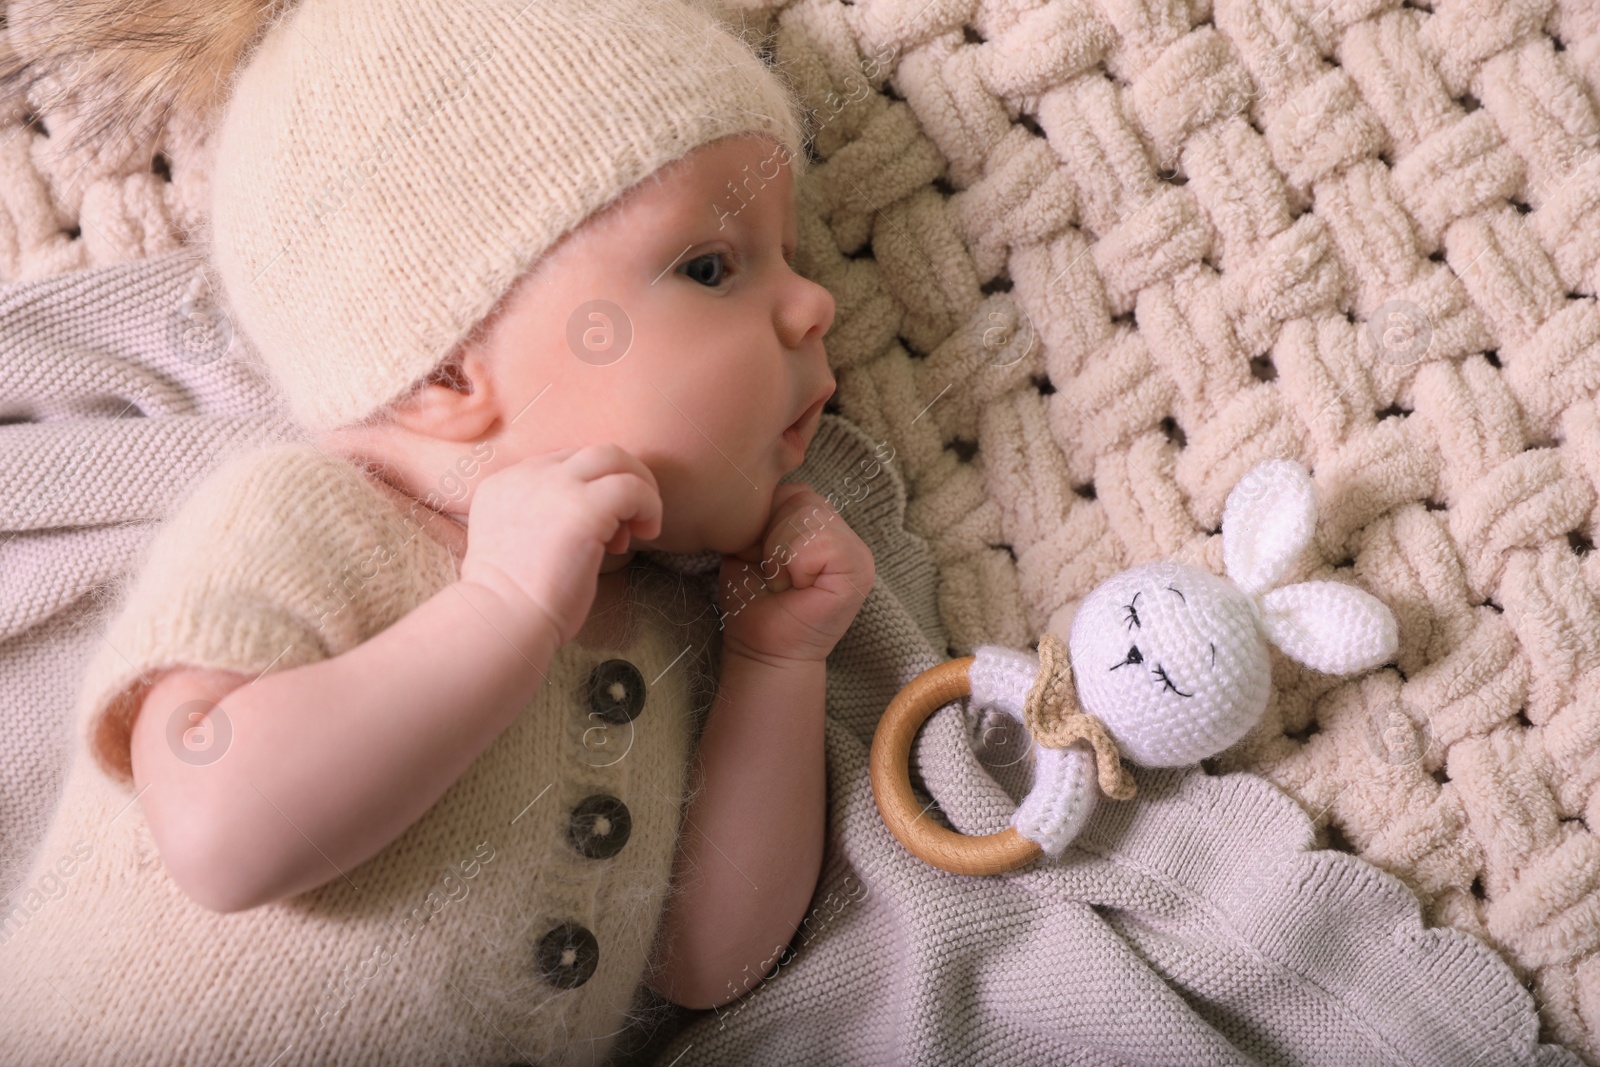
[1258,581,1399,674]
[1222,460,1317,596]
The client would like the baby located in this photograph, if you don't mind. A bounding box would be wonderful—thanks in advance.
[0,0,872,1064]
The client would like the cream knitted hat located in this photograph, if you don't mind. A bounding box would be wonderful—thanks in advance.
[208,0,809,434]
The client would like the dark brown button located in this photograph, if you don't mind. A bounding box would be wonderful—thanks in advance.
[567,794,632,859]
[536,921,599,989]
[587,659,646,724]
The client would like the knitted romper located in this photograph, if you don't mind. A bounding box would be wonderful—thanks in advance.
[0,441,718,1067]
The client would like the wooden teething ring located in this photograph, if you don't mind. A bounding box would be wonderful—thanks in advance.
[869,657,1043,876]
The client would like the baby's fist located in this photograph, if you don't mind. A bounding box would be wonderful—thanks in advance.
[717,483,875,668]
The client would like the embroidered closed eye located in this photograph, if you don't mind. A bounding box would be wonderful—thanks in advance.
[1153,664,1192,698]
[1122,591,1141,631]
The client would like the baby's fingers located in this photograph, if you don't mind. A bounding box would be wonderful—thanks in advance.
[786,499,874,598]
[762,488,843,586]
[585,471,663,548]
[551,443,663,548]
[559,442,660,499]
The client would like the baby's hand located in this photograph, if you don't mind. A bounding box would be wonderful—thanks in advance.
[716,483,875,668]
[460,444,661,645]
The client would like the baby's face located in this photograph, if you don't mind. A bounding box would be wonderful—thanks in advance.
[449,133,836,556]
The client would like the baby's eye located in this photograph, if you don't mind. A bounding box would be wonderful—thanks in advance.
[679,250,732,288]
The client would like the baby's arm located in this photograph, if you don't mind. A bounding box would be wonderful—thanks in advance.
[129,442,661,914]
[647,482,874,1011]
[130,579,560,913]
[647,651,826,1010]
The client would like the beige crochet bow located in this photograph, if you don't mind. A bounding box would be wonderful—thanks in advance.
[1021,631,1138,802]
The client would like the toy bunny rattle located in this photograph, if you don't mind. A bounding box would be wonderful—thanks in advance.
[869,459,1400,875]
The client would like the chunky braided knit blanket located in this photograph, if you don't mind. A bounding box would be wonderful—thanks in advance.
[755,0,1600,1055]
[4,0,1600,1059]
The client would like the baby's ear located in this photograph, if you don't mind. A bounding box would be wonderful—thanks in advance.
[1258,581,1399,675]
[388,347,500,443]
[1222,460,1316,597]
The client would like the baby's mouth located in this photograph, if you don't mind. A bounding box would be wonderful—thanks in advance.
[785,396,825,442]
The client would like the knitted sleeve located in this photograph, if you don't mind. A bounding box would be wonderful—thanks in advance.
[75,442,459,785]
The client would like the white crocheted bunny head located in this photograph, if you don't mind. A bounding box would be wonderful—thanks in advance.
[1069,562,1270,767]
[1068,459,1399,768]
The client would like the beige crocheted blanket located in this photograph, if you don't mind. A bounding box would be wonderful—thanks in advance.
[6,0,1600,1058]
